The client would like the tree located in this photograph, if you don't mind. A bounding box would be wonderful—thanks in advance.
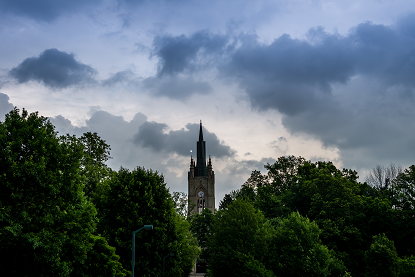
[299,161,367,274]
[264,156,310,216]
[206,199,271,277]
[218,184,256,211]
[190,208,214,262]
[266,212,346,277]
[172,191,188,218]
[243,170,269,190]
[205,199,346,277]
[95,167,199,276]
[386,165,415,257]
[398,255,415,277]
[364,234,399,277]
[72,235,128,277]
[265,155,306,194]
[365,163,402,192]
[389,165,415,211]
[255,184,291,219]
[0,108,98,276]
[75,131,112,199]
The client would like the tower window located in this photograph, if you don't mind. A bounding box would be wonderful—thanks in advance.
[198,199,206,214]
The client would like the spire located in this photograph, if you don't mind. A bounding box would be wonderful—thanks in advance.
[195,120,208,177]
[199,120,203,141]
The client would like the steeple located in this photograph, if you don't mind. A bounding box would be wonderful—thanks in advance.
[199,120,204,141]
[195,120,208,177]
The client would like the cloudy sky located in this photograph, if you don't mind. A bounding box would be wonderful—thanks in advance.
[1,0,415,207]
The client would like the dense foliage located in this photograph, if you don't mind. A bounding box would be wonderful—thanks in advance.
[0,108,125,276]
[0,108,198,276]
[94,167,199,276]
[213,156,415,277]
[2,108,415,277]
[194,200,345,277]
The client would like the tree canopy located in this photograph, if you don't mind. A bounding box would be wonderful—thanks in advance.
[212,156,415,277]
[0,108,105,276]
[0,108,198,276]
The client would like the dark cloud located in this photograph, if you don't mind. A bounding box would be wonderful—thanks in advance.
[143,29,229,99]
[152,30,229,76]
[150,15,415,113]
[9,48,97,89]
[0,0,102,22]
[133,121,168,150]
[0,93,14,121]
[148,14,415,171]
[282,89,415,170]
[225,18,415,114]
[134,122,235,158]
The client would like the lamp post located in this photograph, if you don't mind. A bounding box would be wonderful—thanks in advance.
[132,225,153,277]
[163,253,175,277]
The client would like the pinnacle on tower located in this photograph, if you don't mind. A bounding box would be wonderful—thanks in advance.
[195,120,208,177]
[199,120,203,141]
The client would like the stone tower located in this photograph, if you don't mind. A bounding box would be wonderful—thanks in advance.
[188,121,215,215]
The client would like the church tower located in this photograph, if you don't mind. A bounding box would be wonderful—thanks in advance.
[188,121,215,214]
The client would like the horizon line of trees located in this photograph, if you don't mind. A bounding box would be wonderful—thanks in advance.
[198,156,415,277]
[0,108,199,276]
[2,107,415,277]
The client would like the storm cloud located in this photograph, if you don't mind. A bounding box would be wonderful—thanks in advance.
[221,18,415,115]
[134,121,235,158]
[152,30,229,77]
[151,15,415,113]
[148,14,415,170]
[9,49,97,89]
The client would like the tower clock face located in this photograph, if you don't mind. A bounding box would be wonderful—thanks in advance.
[198,191,204,198]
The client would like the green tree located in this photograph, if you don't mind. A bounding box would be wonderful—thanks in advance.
[219,185,256,211]
[264,156,311,216]
[266,212,346,277]
[206,199,272,276]
[364,234,398,277]
[76,131,113,199]
[265,155,306,194]
[255,185,291,219]
[298,161,368,274]
[72,235,128,277]
[95,167,199,276]
[389,165,415,211]
[398,255,415,277]
[374,165,415,258]
[0,108,97,276]
[172,191,188,218]
[190,208,214,262]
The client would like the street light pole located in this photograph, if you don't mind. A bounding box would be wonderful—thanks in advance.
[163,253,175,277]
[132,225,153,277]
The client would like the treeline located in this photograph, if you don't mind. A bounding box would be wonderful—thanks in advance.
[2,108,415,277]
[0,108,199,276]
[192,156,415,277]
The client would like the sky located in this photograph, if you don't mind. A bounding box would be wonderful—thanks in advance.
[1,0,415,207]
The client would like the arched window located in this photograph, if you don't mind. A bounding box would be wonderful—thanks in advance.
[198,198,206,214]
